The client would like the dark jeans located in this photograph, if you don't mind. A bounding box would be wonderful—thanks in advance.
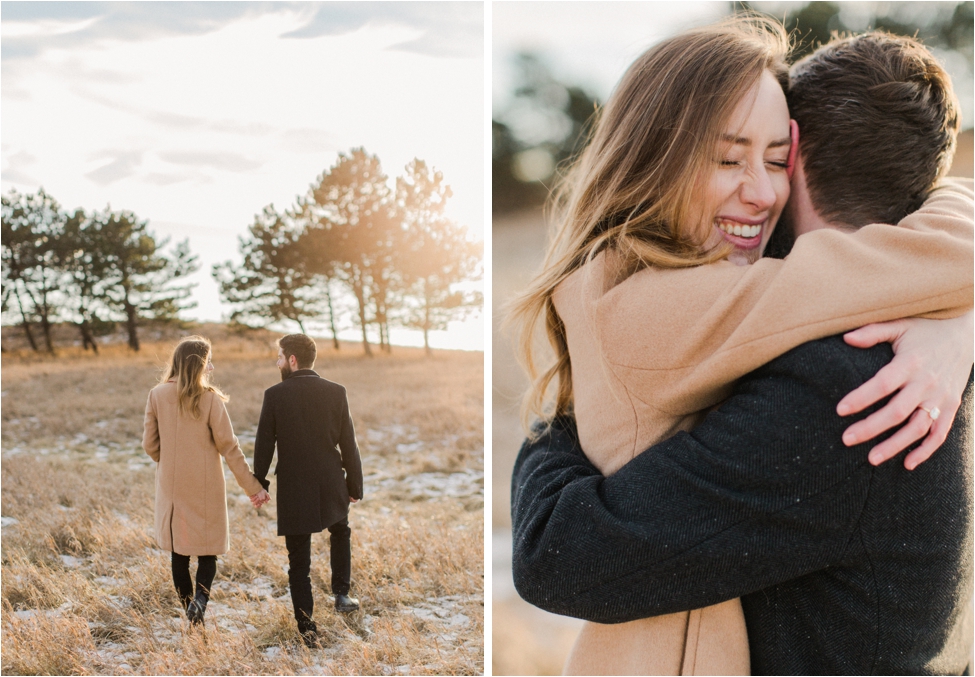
[285,518,352,628]
[171,552,217,609]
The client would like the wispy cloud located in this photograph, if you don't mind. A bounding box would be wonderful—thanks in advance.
[282,2,483,58]
[85,149,143,185]
[1,2,272,61]
[1,2,483,61]
[69,86,276,135]
[277,127,337,155]
[2,149,40,186]
[158,151,262,172]
[1,166,40,186]
[143,171,212,187]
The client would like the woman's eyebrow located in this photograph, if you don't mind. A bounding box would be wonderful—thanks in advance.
[722,134,792,148]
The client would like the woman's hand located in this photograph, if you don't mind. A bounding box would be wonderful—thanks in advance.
[836,311,974,469]
[250,489,271,508]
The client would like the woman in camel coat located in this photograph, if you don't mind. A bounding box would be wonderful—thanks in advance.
[143,335,267,626]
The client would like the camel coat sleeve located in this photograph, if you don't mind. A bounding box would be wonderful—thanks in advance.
[142,390,160,462]
[595,178,974,419]
[208,395,263,498]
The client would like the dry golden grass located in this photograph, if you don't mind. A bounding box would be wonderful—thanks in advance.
[1,328,483,675]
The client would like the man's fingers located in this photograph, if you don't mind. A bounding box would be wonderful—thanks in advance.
[866,409,932,465]
[837,362,906,416]
[843,320,907,349]
[842,386,917,445]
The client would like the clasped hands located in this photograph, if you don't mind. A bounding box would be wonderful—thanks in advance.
[249,489,271,509]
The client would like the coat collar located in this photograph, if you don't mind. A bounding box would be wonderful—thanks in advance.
[285,368,320,380]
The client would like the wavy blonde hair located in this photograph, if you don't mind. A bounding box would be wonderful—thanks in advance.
[161,335,227,419]
[509,15,791,433]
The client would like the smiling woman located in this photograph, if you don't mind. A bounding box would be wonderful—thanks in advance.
[700,71,792,265]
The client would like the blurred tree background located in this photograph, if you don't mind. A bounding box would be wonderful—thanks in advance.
[492,1,974,215]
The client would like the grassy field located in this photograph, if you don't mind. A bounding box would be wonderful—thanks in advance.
[1,326,484,675]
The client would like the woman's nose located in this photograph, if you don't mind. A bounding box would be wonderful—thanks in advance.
[739,166,777,211]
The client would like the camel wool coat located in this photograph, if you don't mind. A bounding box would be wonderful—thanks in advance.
[142,383,264,556]
[551,179,974,676]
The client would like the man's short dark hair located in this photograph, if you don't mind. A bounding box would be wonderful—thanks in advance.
[788,31,961,227]
[278,334,317,369]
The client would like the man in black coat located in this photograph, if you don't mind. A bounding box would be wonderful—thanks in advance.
[253,333,363,644]
[512,351,973,674]
[511,33,974,674]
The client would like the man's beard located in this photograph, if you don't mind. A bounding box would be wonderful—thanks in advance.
[279,363,292,381]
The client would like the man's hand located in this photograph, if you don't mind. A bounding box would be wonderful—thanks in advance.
[837,311,974,469]
[250,489,271,509]
[349,497,359,503]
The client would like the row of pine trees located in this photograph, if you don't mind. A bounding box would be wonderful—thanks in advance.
[1,148,482,355]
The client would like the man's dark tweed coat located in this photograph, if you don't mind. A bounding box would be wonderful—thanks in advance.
[511,337,973,675]
[254,369,363,536]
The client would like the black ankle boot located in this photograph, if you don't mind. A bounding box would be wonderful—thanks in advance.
[187,591,208,626]
[298,619,320,648]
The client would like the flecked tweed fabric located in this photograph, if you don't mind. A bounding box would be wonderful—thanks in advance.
[511,336,973,675]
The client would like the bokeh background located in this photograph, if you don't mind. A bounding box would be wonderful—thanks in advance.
[492,2,974,674]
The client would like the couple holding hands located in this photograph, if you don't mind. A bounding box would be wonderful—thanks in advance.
[142,333,363,648]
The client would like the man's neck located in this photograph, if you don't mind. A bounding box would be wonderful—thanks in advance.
[788,157,855,236]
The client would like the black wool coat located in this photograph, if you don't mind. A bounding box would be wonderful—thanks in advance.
[511,337,973,676]
[254,369,363,536]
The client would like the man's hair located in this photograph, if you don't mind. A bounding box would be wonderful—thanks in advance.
[788,31,960,227]
[278,334,317,369]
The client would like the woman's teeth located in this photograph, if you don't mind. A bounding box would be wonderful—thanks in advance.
[715,219,761,239]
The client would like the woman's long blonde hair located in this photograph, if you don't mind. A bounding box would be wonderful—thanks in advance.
[509,15,790,433]
[161,336,227,418]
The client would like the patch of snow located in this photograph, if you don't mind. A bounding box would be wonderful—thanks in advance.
[13,603,69,620]
[237,576,276,600]
[396,442,424,454]
[380,469,484,499]
[404,594,474,634]
[59,554,84,568]
[94,576,122,587]
[1,516,19,528]
[367,424,419,445]
[95,420,109,429]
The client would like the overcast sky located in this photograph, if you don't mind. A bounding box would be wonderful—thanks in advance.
[2,1,484,350]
